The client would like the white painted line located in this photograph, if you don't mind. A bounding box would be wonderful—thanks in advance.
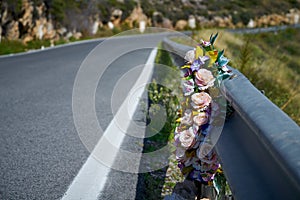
[61,48,158,200]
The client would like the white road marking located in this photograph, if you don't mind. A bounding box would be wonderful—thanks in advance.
[61,48,158,200]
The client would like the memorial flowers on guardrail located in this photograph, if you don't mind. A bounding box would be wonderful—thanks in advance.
[174,33,232,185]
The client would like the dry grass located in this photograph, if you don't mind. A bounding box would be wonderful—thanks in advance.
[190,29,300,125]
[173,28,300,124]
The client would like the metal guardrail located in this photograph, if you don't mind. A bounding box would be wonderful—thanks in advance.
[162,37,300,200]
[228,24,300,34]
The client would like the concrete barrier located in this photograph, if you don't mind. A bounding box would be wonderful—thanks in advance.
[162,37,300,200]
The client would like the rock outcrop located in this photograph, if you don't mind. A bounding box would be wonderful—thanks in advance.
[196,8,300,29]
[254,9,300,27]
[125,5,148,28]
[111,9,123,27]
[175,20,188,30]
[1,0,60,43]
[5,21,20,40]
[1,0,300,43]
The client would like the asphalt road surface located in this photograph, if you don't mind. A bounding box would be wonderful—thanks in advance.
[0,32,175,199]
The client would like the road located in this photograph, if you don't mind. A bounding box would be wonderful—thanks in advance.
[0,32,175,199]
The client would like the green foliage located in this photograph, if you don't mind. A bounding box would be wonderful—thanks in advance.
[0,37,98,55]
[213,168,232,199]
[240,11,255,25]
[0,39,54,55]
[253,28,300,75]
[26,39,51,48]
[139,45,180,199]
[49,0,67,22]
[1,0,23,19]
[147,47,179,147]
[0,39,25,55]
[140,0,156,17]
[97,0,136,21]
[155,46,174,70]
[139,169,168,200]
[237,36,257,79]
[253,29,300,124]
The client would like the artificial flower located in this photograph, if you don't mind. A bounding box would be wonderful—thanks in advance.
[207,50,218,64]
[184,49,196,64]
[193,112,209,126]
[174,33,233,184]
[179,127,196,149]
[181,109,193,126]
[184,156,199,167]
[195,68,215,90]
[217,54,230,67]
[197,143,218,164]
[192,161,202,170]
[200,39,211,48]
[183,68,193,78]
[182,79,195,96]
[195,46,204,58]
[181,65,191,69]
[221,65,230,72]
[190,56,210,71]
[191,92,212,110]
[175,146,186,161]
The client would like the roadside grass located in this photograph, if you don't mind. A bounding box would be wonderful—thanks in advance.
[136,44,184,199]
[0,39,26,55]
[0,38,67,55]
[0,29,117,56]
[0,27,161,56]
[246,29,300,124]
[230,29,300,125]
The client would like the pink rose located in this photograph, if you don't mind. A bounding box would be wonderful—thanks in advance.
[179,127,196,149]
[193,112,209,126]
[195,69,215,90]
[174,125,188,146]
[191,92,212,111]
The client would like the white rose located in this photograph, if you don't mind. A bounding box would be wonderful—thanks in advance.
[184,49,196,63]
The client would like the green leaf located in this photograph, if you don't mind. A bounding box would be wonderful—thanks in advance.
[210,33,219,45]
[217,49,225,62]
[222,73,231,80]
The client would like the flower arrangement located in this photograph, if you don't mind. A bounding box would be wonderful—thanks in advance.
[174,33,232,184]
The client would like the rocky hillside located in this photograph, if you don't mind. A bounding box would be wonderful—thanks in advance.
[1,0,300,43]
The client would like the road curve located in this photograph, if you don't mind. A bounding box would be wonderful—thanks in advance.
[0,33,174,199]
